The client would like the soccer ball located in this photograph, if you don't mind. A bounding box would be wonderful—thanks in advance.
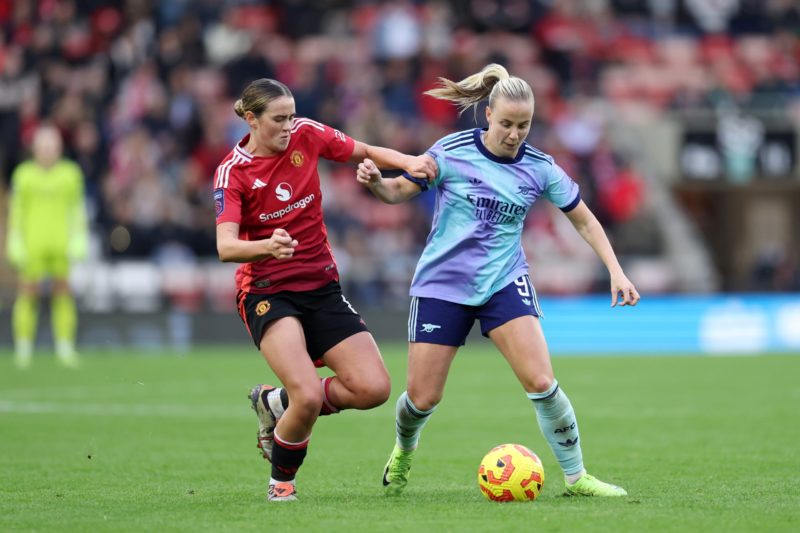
[478,444,545,502]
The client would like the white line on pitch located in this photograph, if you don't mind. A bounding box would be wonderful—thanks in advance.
[0,400,250,418]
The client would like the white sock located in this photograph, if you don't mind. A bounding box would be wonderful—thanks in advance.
[395,391,435,450]
[56,339,76,359]
[565,469,586,485]
[15,339,33,358]
[269,477,295,486]
[528,381,585,478]
[14,340,33,369]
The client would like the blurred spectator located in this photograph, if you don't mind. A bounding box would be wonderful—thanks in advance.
[371,1,423,60]
[0,44,36,179]
[1,0,798,307]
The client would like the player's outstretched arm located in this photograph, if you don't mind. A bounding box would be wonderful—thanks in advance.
[357,158,422,205]
[564,201,640,307]
[350,141,437,180]
[217,222,298,263]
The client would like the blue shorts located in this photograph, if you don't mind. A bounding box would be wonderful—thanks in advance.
[408,274,543,346]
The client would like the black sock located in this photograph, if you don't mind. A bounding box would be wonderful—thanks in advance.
[271,435,309,482]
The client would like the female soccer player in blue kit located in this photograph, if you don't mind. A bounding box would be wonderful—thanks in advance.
[357,64,640,497]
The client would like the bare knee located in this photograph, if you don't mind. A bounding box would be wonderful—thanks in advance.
[52,279,71,295]
[342,373,391,409]
[526,374,556,394]
[362,375,391,408]
[406,387,441,412]
[286,384,323,421]
[18,281,40,297]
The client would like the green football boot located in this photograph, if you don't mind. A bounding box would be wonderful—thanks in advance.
[565,473,627,497]
[382,444,415,496]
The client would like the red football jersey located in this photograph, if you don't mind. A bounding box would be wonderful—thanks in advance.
[214,117,355,294]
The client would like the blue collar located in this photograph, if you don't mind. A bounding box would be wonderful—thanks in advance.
[473,128,526,164]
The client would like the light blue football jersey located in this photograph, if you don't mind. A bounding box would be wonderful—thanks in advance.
[407,128,580,306]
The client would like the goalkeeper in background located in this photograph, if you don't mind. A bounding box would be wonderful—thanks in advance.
[5,124,88,369]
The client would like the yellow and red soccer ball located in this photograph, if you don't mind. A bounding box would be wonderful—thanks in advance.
[478,444,545,502]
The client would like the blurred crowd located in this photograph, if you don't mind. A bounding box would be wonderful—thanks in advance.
[1,0,798,305]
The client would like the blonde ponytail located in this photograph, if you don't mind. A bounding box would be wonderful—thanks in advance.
[424,63,534,116]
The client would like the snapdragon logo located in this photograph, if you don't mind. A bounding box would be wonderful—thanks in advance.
[259,193,315,221]
[275,182,292,201]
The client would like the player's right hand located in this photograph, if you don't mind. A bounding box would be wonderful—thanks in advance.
[406,154,437,181]
[357,158,382,187]
[268,228,298,260]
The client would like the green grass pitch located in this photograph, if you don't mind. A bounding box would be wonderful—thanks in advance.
[1,344,799,532]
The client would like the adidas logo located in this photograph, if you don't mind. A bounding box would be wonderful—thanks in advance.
[557,437,579,448]
[522,298,531,306]
[252,179,267,189]
[469,177,481,185]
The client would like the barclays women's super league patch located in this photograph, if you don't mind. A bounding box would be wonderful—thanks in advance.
[214,188,224,217]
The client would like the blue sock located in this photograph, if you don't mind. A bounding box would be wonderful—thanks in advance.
[395,391,435,451]
[528,380,584,477]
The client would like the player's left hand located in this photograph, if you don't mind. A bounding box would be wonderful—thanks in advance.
[405,154,437,181]
[610,272,640,307]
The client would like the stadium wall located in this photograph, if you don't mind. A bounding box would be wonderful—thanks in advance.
[1,295,798,355]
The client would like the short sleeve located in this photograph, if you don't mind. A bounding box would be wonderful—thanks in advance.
[400,143,446,192]
[300,118,355,162]
[542,162,580,212]
[214,167,244,224]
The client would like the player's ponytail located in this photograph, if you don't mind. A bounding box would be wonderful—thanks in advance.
[234,78,293,119]
[233,99,246,118]
[424,63,534,116]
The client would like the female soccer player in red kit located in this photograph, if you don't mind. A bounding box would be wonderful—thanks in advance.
[214,78,434,502]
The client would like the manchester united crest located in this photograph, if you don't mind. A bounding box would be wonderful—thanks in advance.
[290,150,304,167]
[255,300,271,316]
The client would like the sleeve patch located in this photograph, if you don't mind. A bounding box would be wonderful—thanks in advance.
[214,188,225,217]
